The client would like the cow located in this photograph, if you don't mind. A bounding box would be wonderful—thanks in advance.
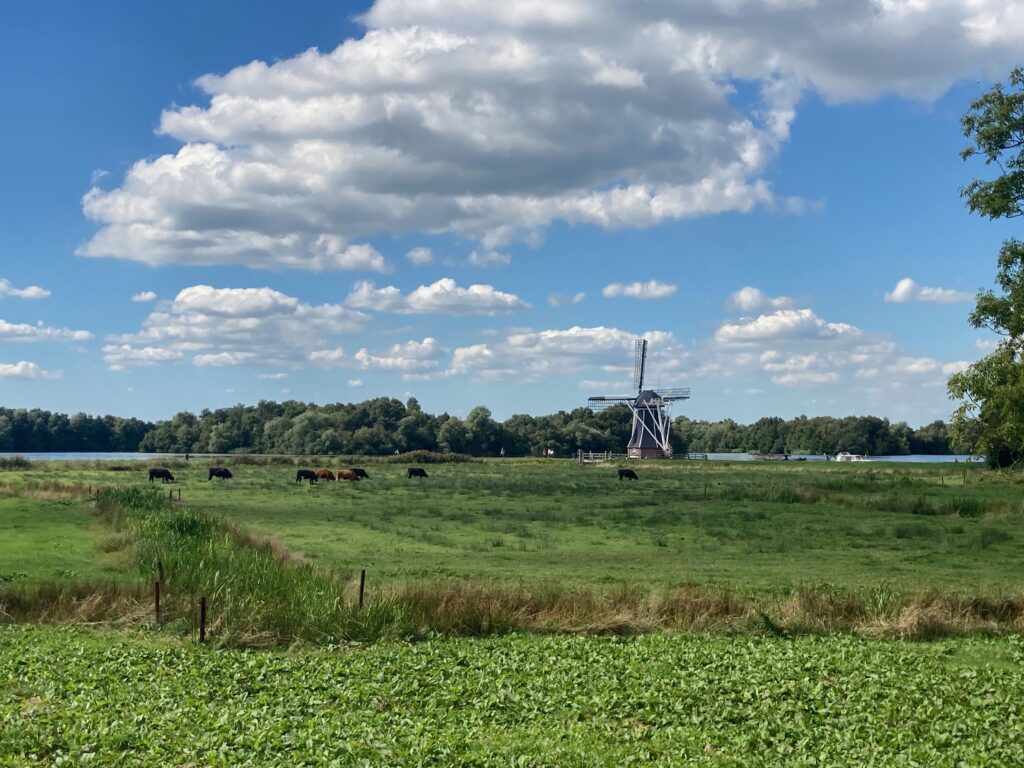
[208,467,233,481]
[296,469,318,484]
[337,469,360,482]
[407,467,428,479]
[315,469,336,482]
[618,468,639,481]
[350,467,370,480]
[149,468,174,483]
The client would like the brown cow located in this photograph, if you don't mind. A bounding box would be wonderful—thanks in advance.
[336,469,360,482]
[315,469,336,481]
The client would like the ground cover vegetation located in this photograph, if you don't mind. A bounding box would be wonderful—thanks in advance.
[2,625,1023,766]
[2,459,1023,644]
[0,400,966,456]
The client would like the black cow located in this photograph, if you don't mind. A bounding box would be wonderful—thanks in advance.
[149,468,174,483]
[618,468,639,481]
[407,467,428,479]
[208,467,233,480]
[295,469,318,485]
[350,467,370,479]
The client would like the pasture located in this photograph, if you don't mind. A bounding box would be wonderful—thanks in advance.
[3,457,1020,594]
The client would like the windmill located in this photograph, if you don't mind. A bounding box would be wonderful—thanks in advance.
[587,339,690,458]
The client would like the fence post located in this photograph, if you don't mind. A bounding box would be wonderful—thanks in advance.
[154,580,161,625]
[178,488,181,501]
[169,489,173,501]
[703,483,707,499]
[157,560,164,583]
[199,596,207,642]
[358,569,366,610]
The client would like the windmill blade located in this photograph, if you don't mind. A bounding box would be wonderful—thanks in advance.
[652,387,690,401]
[587,396,635,411]
[633,339,648,391]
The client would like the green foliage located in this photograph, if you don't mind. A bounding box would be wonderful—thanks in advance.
[951,68,1024,467]
[3,626,1024,765]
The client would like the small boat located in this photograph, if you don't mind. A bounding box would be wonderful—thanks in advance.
[833,451,870,462]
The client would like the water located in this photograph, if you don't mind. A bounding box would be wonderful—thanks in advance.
[0,452,175,462]
[702,453,980,463]
[0,451,983,463]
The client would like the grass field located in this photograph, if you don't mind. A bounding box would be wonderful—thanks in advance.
[3,458,1019,593]
[2,625,1023,766]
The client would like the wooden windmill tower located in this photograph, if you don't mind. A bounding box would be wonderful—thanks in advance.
[587,339,690,458]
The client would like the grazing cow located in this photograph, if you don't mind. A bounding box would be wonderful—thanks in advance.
[618,468,639,482]
[336,469,360,482]
[407,467,428,479]
[296,469,318,484]
[314,469,336,482]
[208,467,233,481]
[149,467,174,483]
[350,467,370,480]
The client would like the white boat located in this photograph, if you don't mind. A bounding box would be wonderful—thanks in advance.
[833,451,870,462]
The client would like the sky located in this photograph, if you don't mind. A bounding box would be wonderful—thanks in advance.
[0,0,1020,425]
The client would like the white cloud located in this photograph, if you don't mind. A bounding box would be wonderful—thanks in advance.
[0,361,60,379]
[548,291,586,307]
[467,250,511,267]
[884,277,972,304]
[348,379,363,387]
[715,308,858,344]
[0,279,50,300]
[131,291,157,303]
[941,360,971,375]
[406,247,434,265]
[258,372,289,380]
[443,325,688,382]
[78,2,1016,270]
[726,286,792,312]
[602,280,677,300]
[355,338,444,372]
[976,338,998,351]
[0,319,92,343]
[346,277,528,315]
[772,371,840,386]
[105,285,366,370]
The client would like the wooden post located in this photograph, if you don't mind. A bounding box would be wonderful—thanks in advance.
[199,596,207,642]
[178,488,181,501]
[703,483,707,499]
[941,476,944,486]
[157,560,164,583]
[358,569,366,610]
[169,489,173,501]
[154,580,161,625]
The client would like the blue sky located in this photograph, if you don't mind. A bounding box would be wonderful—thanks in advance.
[1,0,1019,424]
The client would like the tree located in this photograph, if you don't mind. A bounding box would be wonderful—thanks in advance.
[949,67,1024,467]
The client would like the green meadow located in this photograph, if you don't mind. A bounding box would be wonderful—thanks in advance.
[3,457,1019,594]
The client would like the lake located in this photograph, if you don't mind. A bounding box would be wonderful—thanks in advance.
[1,451,983,463]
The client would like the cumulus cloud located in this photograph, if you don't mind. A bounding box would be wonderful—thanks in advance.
[84,0,1019,269]
[0,319,92,343]
[726,286,792,312]
[105,284,366,370]
[884,277,973,304]
[406,247,434,265]
[0,361,60,379]
[444,325,688,382]
[715,308,858,344]
[355,338,444,371]
[602,281,677,300]
[348,379,363,387]
[0,278,50,300]
[548,291,586,307]
[258,372,289,380]
[346,278,528,315]
[131,291,157,303]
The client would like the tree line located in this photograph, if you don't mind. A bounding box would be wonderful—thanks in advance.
[0,402,966,456]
